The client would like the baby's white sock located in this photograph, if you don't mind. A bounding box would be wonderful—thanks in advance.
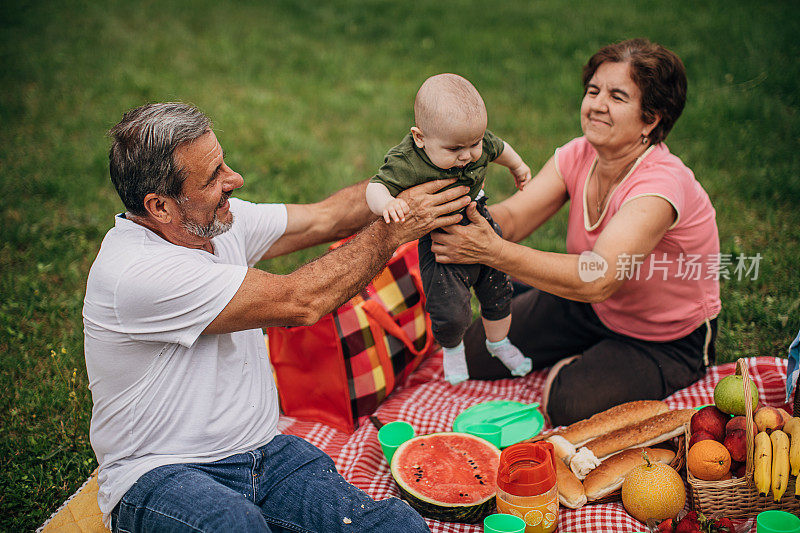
[442,342,469,385]
[486,338,532,377]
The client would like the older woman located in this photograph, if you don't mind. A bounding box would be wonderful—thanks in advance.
[431,39,720,426]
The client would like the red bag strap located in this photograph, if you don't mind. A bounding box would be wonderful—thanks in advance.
[364,316,397,395]
[361,269,435,397]
[360,270,434,357]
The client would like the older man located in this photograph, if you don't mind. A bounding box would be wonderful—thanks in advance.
[83,102,468,532]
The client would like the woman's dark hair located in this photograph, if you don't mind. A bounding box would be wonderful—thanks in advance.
[582,38,687,145]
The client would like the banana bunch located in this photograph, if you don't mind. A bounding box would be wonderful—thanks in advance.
[754,430,772,497]
[755,417,800,502]
[770,430,790,501]
[785,417,800,498]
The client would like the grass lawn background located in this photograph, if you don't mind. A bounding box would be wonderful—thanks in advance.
[1,0,798,529]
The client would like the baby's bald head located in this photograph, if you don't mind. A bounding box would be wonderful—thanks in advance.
[414,74,487,139]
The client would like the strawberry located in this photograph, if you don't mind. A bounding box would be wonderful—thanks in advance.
[657,518,674,532]
[713,517,735,532]
[674,516,701,533]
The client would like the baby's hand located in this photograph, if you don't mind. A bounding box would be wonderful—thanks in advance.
[511,162,532,191]
[382,198,411,223]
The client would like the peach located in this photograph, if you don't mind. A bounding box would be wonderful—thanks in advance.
[754,406,784,433]
[778,408,792,425]
[723,429,747,463]
[691,406,729,441]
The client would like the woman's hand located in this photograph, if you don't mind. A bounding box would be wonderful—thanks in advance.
[430,202,505,265]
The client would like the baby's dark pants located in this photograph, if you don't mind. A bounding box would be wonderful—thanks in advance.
[418,199,513,349]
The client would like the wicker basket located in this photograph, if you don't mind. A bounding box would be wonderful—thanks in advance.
[685,358,800,518]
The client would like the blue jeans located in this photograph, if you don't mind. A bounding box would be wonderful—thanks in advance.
[111,435,429,533]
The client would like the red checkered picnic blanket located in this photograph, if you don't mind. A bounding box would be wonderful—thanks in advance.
[278,356,792,532]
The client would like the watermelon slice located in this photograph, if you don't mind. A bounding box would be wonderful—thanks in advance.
[390,432,501,523]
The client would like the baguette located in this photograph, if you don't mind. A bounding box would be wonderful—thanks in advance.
[557,400,669,446]
[583,447,676,501]
[547,435,576,464]
[583,409,693,459]
[555,455,587,509]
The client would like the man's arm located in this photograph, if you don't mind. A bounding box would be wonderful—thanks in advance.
[203,180,471,334]
[260,180,375,260]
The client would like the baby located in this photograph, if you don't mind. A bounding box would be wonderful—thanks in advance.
[366,73,532,385]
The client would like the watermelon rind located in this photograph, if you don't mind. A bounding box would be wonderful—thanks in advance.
[389,432,501,523]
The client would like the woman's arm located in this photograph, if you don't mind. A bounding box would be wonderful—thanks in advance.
[488,156,569,243]
[431,194,676,303]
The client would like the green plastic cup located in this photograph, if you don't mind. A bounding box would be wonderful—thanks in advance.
[483,513,526,533]
[377,421,415,464]
[757,510,800,533]
[465,423,502,448]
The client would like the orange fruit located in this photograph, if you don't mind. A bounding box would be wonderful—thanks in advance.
[687,440,731,480]
[621,451,686,522]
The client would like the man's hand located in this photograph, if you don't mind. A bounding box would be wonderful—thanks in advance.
[430,201,504,265]
[394,179,471,243]
[511,162,532,191]
[382,198,411,223]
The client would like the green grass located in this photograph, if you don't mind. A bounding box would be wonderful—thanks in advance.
[1,0,798,529]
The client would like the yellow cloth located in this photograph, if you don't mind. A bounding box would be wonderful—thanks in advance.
[40,471,109,533]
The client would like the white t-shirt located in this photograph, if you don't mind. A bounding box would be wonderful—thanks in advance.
[83,198,288,523]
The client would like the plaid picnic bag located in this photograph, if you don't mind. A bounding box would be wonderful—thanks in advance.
[266,240,435,433]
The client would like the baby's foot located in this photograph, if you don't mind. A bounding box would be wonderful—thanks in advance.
[442,343,469,385]
[486,338,532,377]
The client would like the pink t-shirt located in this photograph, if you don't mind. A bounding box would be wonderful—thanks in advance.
[556,137,721,342]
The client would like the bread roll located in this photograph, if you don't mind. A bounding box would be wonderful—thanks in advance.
[555,455,587,509]
[557,400,669,446]
[584,409,693,459]
[583,447,676,501]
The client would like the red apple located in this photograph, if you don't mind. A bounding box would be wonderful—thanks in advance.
[726,415,744,432]
[691,406,729,441]
[690,430,717,448]
[725,415,756,436]
[732,460,746,478]
[723,429,747,462]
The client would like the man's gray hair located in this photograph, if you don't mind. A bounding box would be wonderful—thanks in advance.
[108,102,211,216]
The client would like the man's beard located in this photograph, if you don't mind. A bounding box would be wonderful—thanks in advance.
[179,194,234,239]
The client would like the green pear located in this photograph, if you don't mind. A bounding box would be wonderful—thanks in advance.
[713,374,759,415]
